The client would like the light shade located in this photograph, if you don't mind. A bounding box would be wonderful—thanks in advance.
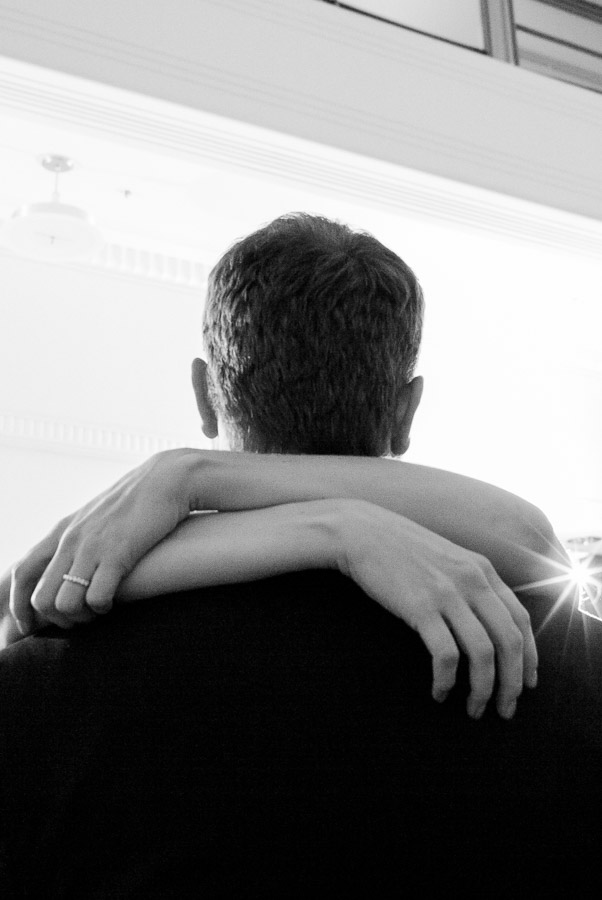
[2,200,104,262]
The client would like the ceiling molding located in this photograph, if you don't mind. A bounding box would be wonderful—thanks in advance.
[1,0,599,124]
[0,0,600,220]
[0,55,601,263]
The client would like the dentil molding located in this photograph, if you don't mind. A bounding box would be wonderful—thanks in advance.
[0,410,206,461]
[0,243,209,289]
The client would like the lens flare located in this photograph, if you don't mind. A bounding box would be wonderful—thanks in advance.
[512,537,602,625]
[566,549,602,621]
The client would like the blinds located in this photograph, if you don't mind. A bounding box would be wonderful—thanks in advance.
[322,0,602,93]
[514,0,602,92]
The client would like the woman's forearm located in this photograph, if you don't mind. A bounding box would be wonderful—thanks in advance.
[117,501,343,601]
[181,451,566,587]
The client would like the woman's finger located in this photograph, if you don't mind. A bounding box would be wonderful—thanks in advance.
[465,590,524,719]
[414,616,461,703]
[10,561,40,635]
[10,542,60,634]
[84,562,127,614]
[443,604,496,719]
[482,564,538,690]
[54,552,98,619]
[29,546,88,629]
[54,579,97,623]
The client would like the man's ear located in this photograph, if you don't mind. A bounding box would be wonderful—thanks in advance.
[390,376,423,457]
[191,358,218,439]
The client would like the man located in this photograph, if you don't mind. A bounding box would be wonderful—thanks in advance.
[1,214,600,896]
[2,214,559,707]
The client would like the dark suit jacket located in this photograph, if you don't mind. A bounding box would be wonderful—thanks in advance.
[1,570,601,898]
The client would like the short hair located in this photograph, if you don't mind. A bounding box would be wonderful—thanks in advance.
[202,212,424,455]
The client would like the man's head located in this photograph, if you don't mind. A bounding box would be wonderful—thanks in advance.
[193,212,424,456]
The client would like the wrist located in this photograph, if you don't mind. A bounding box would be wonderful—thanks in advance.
[328,498,374,578]
[190,449,301,512]
[311,498,359,572]
[153,448,214,513]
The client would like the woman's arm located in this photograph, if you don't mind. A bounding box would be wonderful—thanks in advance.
[116,497,536,720]
[116,504,339,599]
[6,449,569,637]
[189,450,567,588]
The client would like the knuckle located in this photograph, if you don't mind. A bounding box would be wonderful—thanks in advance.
[53,515,73,537]
[109,557,130,578]
[30,592,52,614]
[475,643,495,668]
[469,555,496,586]
[497,626,524,658]
[436,592,454,611]
[472,551,492,571]
[78,536,101,558]
[507,631,524,656]
[10,561,26,583]
[8,594,22,618]
[479,556,496,577]
[515,605,532,631]
[59,528,79,552]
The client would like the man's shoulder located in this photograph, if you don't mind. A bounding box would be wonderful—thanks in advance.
[0,569,408,693]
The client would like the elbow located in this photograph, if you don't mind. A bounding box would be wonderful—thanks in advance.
[519,503,568,564]
[507,502,571,591]
[488,495,570,591]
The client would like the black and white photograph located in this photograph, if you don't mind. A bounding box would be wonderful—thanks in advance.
[0,1,601,896]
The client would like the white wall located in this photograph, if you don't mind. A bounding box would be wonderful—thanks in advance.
[0,251,209,569]
[0,445,137,572]
[400,219,602,536]
[0,253,204,437]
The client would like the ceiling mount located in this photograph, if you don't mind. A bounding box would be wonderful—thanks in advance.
[40,154,75,175]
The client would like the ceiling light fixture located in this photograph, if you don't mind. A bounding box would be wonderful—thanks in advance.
[2,154,104,263]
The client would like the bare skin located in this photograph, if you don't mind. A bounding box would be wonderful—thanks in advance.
[1,448,572,720]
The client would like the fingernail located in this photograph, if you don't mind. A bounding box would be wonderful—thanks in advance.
[469,702,486,720]
[91,603,112,615]
[433,689,449,704]
[500,700,517,720]
[527,670,538,689]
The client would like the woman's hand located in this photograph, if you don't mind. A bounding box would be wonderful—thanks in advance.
[336,500,538,720]
[8,450,197,635]
[8,494,537,719]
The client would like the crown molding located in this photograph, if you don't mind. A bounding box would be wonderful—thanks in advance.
[0,53,601,265]
[0,410,207,460]
[2,0,598,122]
[0,0,601,224]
